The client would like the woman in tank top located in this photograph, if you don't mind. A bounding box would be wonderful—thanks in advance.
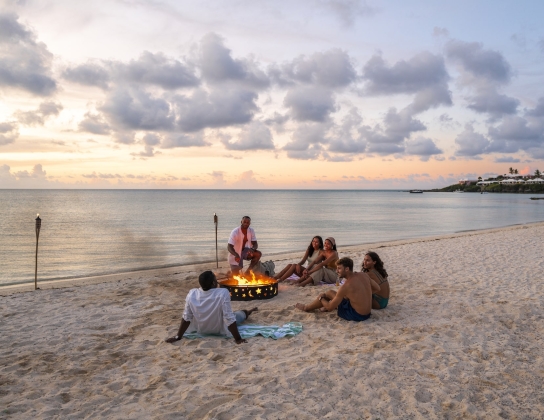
[274,236,324,282]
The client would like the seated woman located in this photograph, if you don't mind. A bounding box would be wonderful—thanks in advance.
[362,251,389,309]
[274,236,324,282]
[294,237,339,287]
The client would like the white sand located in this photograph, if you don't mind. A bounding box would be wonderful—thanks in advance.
[1,223,543,419]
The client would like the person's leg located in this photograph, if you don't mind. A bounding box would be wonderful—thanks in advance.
[247,250,262,271]
[296,276,314,287]
[274,264,293,280]
[319,290,338,312]
[234,307,258,325]
[230,265,242,275]
[296,290,337,312]
[278,264,298,281]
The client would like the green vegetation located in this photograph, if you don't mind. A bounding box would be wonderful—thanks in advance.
[430,183,544,194]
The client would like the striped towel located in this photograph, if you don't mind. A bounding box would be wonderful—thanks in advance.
[183,322,303,340]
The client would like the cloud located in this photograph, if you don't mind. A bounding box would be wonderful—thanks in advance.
[361,52,451,113]
[0,13,57,96]
[222,122,275,150]
[161,133,209,148]
[117,51,199,89]
[317,0,377,26]
[275,49,357,88]
[0,122,19,145]
[486,115,544,156]
[100,87,174,131]
[454,124,490,156]
[284,86,336,122]
[231,170,264,188]
[15,101,63,126]
[78,112,111,135]
[63,62,110,89]
[197,33,269,88]
[327,108,366,153]
[362,52,449,95]
[526,97,544,118]
[174,87,259,132]
[445,40,512,83]
[495,156,521,163]
[405,137,443,161]
[210,171,226,186]
[467,88,519,117]
[433,27,449,38]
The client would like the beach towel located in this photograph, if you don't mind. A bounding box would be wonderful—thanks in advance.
[183,322,302,340]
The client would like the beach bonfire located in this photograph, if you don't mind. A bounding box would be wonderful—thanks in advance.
[219,271,278,301]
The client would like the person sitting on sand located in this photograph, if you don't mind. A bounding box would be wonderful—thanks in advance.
[362,251,390,310]
[227,216,262,275]
[165,270,257,345]
[274,236,324,282]
[293,237,339,287]
[295,257,380,321]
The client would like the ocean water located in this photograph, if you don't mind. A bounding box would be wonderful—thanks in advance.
[1,189,543,286]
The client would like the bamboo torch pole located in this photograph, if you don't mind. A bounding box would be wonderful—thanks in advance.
[214,213,218,268]
[35,214,41,290]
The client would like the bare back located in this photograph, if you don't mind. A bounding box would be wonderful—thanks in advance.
[339,272,374,316]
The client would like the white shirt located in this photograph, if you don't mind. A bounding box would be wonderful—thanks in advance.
[227,226,257,266]
[182,287,237,336]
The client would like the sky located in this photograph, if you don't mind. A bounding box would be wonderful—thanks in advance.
[1,0,544,189]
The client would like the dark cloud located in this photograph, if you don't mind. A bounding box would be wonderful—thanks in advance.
[222,122,275,150]
[454,124,490,156]
[526,97,544,118]
[100,87,174,131]
[445,40,512,83]
[467,88,519,117]
[0,13,57,95]
[284,86,336,122]
[63,62,110,89]
[78,112,111,135]
[118,51,199,89]
[0,122,19,145]
[174,87,259,132]
[197,33,269,88]
[405,137,443,161]
[327,108,366,153]
[495,156,520,163]
[15,101,63,126]
[486,116,544,157]
[362,52,450,96]
[161,133,209,148]
[142,133,161,146]
[283,122,329,152]
[277,49,357,88]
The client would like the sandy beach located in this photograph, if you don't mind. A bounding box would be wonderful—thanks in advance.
[1,223,543,419]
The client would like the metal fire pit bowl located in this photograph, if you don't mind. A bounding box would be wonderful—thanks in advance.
[219,277,278,301]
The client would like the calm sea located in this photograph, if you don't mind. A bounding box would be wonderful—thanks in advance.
[1,190,543,286]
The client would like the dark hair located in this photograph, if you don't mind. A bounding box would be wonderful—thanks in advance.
[336,257,353,271]
[242,216,251,221]
[362,252,388,278]
[199,270,217,291]
[307,236,324,257]
[324,238,337,251]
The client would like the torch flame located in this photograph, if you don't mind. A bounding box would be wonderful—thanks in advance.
[37,213,39,217]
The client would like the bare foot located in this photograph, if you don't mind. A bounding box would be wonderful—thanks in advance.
[319,307,328,312]
[295,303,306,311]
[243,307,258,318]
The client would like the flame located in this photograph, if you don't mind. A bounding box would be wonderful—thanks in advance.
[221,270,276,286]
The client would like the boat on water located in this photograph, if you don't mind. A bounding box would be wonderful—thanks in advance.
[530,197,544,200]
[409,190,423,193]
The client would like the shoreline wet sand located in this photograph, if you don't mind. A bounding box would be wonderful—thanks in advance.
[1,222,543,418]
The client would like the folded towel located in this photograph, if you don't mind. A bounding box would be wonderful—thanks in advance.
[183,322,303,340]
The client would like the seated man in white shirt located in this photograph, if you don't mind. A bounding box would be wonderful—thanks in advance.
[165,271,258,345]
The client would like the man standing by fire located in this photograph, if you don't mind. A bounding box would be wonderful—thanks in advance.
[227,216,262,274]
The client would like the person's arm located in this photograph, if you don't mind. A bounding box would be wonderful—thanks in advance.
[227,243,240,261]
[308,251,338,275]
[370,277,381,294]
[165,318,191,343]
[297,249,310,266]
[250,240,258,250]
[303,251,323,276]
[227,322,247,344]
[321,284,347,311]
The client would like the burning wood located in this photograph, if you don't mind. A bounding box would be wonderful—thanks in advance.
[219,270,278,301]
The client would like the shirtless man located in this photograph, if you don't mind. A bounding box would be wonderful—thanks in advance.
[295,257,380,321]
[227,216,262,274]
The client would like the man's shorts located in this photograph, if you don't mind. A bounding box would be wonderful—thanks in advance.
[231,248,254,270]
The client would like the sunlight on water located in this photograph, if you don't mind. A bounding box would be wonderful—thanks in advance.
[1,190,543,285]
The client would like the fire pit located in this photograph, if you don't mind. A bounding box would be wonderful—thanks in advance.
[219,271,278,301]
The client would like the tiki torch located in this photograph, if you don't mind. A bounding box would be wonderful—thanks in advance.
[35,214,41,290]
[214,213,218,268]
